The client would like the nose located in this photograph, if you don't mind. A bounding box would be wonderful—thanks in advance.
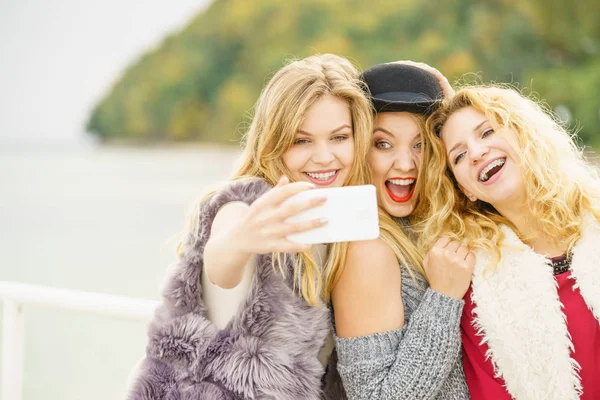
[392,147,417,172]
[312,142,335,165]
[468,141,489,164]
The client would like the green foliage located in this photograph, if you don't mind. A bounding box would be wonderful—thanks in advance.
[86,0,600,145]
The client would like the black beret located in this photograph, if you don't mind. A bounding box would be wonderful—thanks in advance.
[361,63,443,115]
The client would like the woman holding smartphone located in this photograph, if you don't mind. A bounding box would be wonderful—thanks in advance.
[128,54,373,400]
[331,62,472,399]
[419,86,600,400]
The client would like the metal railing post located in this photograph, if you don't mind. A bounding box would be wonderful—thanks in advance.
[0,280,158,399]
[1,299,24,400]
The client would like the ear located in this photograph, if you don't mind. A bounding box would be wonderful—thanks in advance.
[458,183,477,202]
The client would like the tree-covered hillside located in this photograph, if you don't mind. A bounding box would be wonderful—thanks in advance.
[87,0,600,145]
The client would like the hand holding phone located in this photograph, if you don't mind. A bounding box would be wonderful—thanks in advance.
[283,185,380,244]
[228,177,327,255]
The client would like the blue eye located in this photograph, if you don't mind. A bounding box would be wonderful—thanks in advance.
[294,138,310,145]
[414,142,422,150]
[375,140,391,149]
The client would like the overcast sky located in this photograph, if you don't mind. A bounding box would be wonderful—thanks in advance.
[0,0,209,144]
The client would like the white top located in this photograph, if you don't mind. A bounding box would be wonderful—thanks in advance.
[201,252,257,329]
[200,244,334,367]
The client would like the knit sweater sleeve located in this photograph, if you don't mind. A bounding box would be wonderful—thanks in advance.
[334,288,464,400]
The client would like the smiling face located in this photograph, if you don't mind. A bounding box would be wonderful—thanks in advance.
[440,106,525,208]
[368,112,423,217]
[282,94,354,188]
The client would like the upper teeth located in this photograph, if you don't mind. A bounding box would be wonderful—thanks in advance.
[306,171,336,180]
[388,178,415,186]
[479,159,506,181]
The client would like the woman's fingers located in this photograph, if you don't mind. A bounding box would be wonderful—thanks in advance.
[262,217,327,238]
[282,217,328,235]
[275,175,290,187]
[445,240,461,253]
[256,180,315,209]
[456,244,470,261]
[434,236,452,249]
[275,195,327,221]
[465,252,476,268]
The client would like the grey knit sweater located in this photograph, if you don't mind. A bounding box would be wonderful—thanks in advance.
[334,267,470,399]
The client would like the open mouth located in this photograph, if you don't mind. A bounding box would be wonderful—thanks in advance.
[303,170,339,186]
[385,177,416,203]
[478,158,506,183]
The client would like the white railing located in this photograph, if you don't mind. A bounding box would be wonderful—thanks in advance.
[0,281,158,400]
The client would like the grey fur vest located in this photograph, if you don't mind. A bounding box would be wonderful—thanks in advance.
[128,179,345,400]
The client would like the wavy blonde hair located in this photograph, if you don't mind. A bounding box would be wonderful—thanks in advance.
[181,54,373,305]
[329,110,429,291]
[379,112,429,282]
[416,85,600,268]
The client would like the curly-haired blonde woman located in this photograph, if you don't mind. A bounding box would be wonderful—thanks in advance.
[128,54,373,400]
[419,86,600,400]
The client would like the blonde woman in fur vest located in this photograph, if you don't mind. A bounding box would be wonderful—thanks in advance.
[127,54,373,399]
[418,86,600,400]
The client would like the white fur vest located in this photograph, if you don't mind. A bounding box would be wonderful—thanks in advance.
[470,213,600,400]
[128,179,344,400]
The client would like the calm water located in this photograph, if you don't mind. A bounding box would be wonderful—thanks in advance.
[0,143,240,399]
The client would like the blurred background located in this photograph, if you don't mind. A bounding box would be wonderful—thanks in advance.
[0,0,598,398]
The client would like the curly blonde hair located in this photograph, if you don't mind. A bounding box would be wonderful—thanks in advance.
[415,85,600,268]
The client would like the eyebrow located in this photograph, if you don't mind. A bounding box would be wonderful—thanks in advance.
[446,120,488,156]
[373,127,394,137]
[297,124,352,135]
[374,127,421,143]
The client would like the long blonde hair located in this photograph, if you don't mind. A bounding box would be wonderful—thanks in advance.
[417,85,600,268]
[379,112,429,282]
[182,54,373,305]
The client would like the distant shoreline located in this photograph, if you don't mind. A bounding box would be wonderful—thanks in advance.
[0,136,243,156]
[100,137,242,151]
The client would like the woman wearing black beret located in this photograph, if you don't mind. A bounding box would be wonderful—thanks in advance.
[331,62,472,399]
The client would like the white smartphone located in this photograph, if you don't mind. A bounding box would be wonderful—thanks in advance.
[284,184,380,244]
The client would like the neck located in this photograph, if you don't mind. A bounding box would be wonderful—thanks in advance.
[494,201,568,258]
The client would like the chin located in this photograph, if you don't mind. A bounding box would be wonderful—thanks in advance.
[384,201,415,218]
[490,183,522,204]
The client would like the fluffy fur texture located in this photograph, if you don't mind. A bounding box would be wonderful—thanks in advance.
[470,213,600,400]
[128,179,338,400]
